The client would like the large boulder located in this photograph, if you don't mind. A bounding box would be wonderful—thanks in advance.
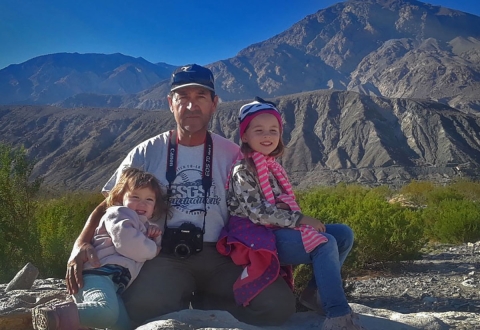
[1,277,478,330]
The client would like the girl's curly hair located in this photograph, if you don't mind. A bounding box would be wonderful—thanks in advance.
[106,167,169,220]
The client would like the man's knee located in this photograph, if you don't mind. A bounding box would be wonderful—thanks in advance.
[244,278,296,326]
[122,257,195,324]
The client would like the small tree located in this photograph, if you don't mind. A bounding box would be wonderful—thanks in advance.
[0,143,43,281]
[35,191,104,278]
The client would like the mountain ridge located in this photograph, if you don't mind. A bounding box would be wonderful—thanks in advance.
[0,53,175,105]
[2,89,479,192]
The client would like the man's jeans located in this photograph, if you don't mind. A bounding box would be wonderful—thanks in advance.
[122,243,295,327]
[274,223,354,318]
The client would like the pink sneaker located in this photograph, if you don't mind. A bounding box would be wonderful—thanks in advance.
[32,301,80,330]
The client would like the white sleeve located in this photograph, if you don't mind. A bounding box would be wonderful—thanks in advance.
[102,147,146,195]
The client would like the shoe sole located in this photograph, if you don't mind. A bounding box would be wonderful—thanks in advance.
[32,308,57,330]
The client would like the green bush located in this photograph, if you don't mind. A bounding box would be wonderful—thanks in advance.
[298,184,369,223]
[292,264,313,296]
[446,179,480,203]
[298,184,426,268]
[399,180,435,207]
[344,191,425,266]
[422,199,480,244]
[425,187,465,206]
[35,192,104,278]
[0,144,43,282]
[397,179,480,244]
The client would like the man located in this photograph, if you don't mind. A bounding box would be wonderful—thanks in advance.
[66,64,296,326]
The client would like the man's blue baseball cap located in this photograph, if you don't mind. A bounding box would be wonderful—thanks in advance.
[170,64,215,92]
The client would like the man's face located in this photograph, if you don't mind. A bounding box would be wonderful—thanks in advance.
[168,86,218,135]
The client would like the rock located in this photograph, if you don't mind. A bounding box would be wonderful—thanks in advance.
[137,310,259,330]
[0,278,68,330]
[1,242,480,329]
[0,313,33,330]
[134,306,474,330]
[5,263,39,292]
[422,296,438,306]
[0,280,478,330]
[347,241,480,317]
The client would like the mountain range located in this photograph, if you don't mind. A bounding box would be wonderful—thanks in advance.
[0,52,175,106]
[1,0,479,113]
[1,0,480,191]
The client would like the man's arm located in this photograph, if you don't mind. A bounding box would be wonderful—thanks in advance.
[65,199,107,294]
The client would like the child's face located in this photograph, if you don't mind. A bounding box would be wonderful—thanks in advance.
[123,187,156,219]
[241,113,280,156]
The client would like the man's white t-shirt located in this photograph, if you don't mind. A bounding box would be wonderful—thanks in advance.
[102,131,240,242]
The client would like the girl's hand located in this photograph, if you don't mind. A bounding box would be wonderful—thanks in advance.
[276,202,291,210]
[147,225,162,239]
[299,216,326,232]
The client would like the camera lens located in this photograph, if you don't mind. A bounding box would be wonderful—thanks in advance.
[174,243,191,259]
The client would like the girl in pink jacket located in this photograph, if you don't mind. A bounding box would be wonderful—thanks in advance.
[32,167,169,330]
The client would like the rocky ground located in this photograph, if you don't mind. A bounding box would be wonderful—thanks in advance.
[335,241,480,329]
[345,242,480,315]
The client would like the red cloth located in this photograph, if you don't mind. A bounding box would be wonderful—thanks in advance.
[216,216,293,306]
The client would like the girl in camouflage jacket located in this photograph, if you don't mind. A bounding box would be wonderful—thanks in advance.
[224,97,367,330]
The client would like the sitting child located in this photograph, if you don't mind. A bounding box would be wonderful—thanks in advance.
[220,97,365,330]
[32,167,169,330]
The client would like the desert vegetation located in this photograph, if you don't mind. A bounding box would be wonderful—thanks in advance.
[1,143,479,283]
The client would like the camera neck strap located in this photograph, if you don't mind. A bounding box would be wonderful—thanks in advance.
[164,130,213,233]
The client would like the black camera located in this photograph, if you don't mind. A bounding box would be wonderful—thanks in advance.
[161,222,204,259]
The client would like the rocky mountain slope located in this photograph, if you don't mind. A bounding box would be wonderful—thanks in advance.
[2,89,480,192]
[63,0,480,113]
[215,0,480,113]
[1,0,479,113]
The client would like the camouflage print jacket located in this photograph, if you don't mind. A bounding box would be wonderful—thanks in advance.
[227,160,303,228]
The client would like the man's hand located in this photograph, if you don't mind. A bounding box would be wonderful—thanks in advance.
[276,202,291,210]
[65,243,100,294]
[65,199,106,294]
[299,216,326,233]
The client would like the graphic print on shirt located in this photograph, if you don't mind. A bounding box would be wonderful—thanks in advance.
[169,165,220,216]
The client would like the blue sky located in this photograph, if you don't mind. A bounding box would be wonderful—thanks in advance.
[1,0,479,70]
